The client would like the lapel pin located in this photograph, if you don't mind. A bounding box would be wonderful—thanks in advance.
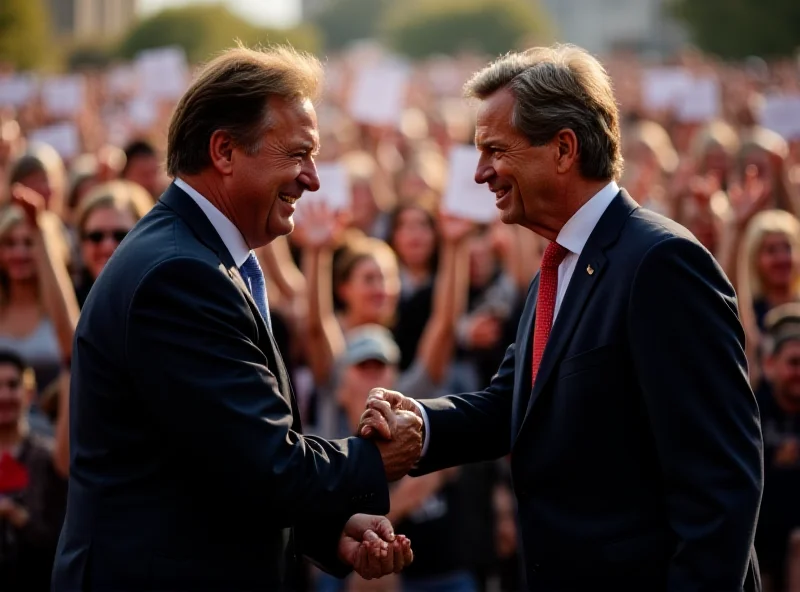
[586,264,594,275]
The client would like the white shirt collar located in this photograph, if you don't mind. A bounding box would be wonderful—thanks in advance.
[556,181,619,256]
[173,178,251,268]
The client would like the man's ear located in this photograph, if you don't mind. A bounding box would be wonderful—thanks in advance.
[209,130,235,175]
[554,128,579,175]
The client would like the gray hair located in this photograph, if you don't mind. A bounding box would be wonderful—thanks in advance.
[465,44,623,181]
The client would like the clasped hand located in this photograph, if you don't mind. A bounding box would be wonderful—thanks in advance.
[357,389,423,482]
[337,513,413,580]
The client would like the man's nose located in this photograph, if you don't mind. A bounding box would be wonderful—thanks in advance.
[475,159,495,185]
[299,161,320,192]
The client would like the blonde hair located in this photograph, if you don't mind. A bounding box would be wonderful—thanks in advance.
[167,43,323,177]
[690,120,741,169]
[465,43,623,180]
[0,206,70,309]
[75,180,154,233]
[629,120,678,175]
[738,209,800,300]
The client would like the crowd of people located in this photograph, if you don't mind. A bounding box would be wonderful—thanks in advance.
[1,41,800,591]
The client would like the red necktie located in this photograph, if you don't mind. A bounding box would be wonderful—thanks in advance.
[532,241,569,387]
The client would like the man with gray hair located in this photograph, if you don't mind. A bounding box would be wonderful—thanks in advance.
[360,44,763,591]
[53,45,419,590]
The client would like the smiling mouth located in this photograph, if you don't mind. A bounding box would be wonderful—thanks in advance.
[279,194,300,205]
[494,187,510,199]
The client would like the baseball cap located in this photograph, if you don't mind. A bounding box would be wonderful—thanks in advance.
[343,324,401,367]
[764,303,800,352]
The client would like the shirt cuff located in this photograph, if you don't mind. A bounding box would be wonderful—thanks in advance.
[411,399,430,458]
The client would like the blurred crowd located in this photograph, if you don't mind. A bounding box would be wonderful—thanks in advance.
[1,43,800,591]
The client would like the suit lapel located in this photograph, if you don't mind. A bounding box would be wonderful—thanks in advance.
[511,274,538,441]
[516,190,639,437]
[160,184,301,429]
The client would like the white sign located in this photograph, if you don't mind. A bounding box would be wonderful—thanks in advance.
[107,65,137,97]
[135,46,190,100]
[348,61,410,127]
[0,75,37,107]
[641,68,693,111]
[441,145,498,223]
[41,75,85,117]
[29,123,80,159]
[307,162,351,211]
[128,97,158,129]
[760,94,800,140]
[675,77,720,123]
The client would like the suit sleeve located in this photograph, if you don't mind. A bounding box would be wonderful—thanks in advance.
[126,257,389,532]
[412,340,516,475]
[628,237,763,592]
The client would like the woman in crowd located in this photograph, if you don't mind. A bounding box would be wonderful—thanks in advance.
[72,180,153,307]
[0,186,77,435]
[737,209,800,381]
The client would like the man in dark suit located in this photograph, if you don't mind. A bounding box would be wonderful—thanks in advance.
[360,44,763,591]
[52,45,420,591]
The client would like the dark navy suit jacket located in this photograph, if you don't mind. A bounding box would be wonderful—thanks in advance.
[52,184,389,591]
[414,190,764,591]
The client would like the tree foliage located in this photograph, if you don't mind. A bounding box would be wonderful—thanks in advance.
[117,4,321,64]
[671,0,800,59]
[0,0,52,70]
[312,0,393,51]
[383,0,553,59]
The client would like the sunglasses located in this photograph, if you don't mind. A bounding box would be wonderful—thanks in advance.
[82,229,129,244]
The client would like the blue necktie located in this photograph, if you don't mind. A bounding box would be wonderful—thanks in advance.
[239,252,272,331]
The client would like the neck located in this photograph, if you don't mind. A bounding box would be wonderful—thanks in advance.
[178,173,247,245]
[762,286,794,306]
[775,391,800,416]
[0,424,23,450]
[529,178,612,241]
[6,279,39,307]
[403,263,431,285]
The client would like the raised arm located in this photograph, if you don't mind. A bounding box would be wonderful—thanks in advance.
[297,203,348,384]
[413,216,472,384]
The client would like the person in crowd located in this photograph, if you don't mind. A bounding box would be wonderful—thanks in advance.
[121,139,164,198]
[360,44,763,591]
[52,45,417,591]
[0,349,69,591]
[333,326,475,592]
[755,304,800,592]
[0,187,78,435]
[737,209,800,381]
[72,180,153,307]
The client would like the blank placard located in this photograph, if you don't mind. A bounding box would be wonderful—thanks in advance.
[441,145,498,223]
[348,61,410,127]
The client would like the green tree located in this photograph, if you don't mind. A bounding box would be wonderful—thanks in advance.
[0,0,51,70]
[671,0,800,59]
[118,4,321,65]
[312,0,393,51]
[383,0,553,60]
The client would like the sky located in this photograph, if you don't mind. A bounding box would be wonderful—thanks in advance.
[137,0,301,28]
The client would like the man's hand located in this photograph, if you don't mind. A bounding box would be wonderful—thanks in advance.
[337,514,413,580]
[358,388,421,440]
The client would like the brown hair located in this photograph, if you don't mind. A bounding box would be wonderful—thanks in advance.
[464,44,623,181]
[75,180,154,233]
[166,43,323,177]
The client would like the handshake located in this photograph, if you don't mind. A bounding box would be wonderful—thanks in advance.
[358,388,425,482]
[338,389,424,580]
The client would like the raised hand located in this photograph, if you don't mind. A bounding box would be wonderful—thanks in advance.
[337,514,413,580]
[729,164,772,229]
[10,183,45,229]
[438,214,474,244]
[292,200,349,250]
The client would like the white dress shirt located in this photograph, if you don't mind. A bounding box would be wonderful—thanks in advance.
[414,180,620,455]
[174,178,251,268]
